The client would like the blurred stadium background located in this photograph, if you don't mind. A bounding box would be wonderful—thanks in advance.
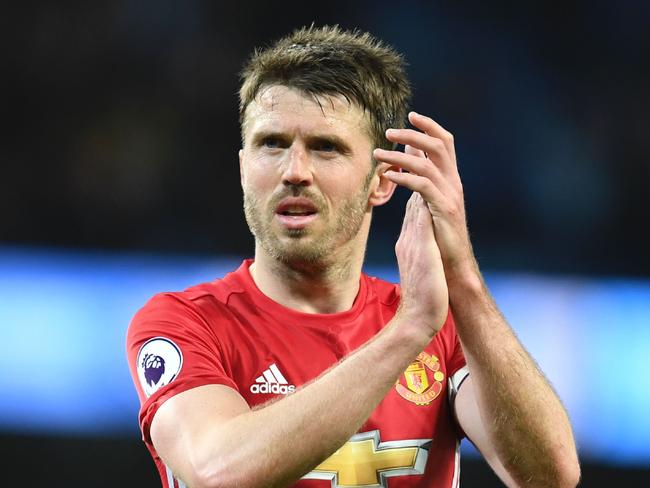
[2,1,649,486]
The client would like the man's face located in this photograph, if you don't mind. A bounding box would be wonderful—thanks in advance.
[239,85,376,267]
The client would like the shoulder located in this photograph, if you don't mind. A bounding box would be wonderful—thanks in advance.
[127,263,249,343]
[135,258,252,316]
[130,283,229,326]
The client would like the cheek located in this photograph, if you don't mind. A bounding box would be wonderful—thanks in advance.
[242,162,276,191]
[323,181,362,212]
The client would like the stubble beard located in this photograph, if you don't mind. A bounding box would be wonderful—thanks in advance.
[243,178,372,270]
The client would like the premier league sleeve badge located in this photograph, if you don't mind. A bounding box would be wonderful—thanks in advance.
[136,337,183,397]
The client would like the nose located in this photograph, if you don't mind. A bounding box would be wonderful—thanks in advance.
[281,145,313,187]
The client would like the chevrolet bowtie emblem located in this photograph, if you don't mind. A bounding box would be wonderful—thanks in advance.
[302,430,431,487]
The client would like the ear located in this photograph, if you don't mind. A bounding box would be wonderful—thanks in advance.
[368,162,400,207]
[239,148,245,187]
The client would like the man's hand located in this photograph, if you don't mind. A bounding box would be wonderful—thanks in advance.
[393,191,449,339]
[374,112,476,280]
[376,112,580,488]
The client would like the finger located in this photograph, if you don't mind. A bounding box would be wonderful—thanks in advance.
[397,192,417,250]
[405,144,426,159]
[413,193,442,252]
[413,192,426,228]
[375,148,436,177]
[412,192,431,230]
[385,171,448,207]
[385,129,449,163]
[413,191,428,208]
[401,192,417,231]
[374,148,454,195]
[384,129,454,177]
[408,111,456,162]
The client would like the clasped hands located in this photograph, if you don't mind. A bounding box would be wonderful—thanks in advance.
[374,112,476,336]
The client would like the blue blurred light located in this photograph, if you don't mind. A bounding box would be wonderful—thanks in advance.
[0,247,649,466]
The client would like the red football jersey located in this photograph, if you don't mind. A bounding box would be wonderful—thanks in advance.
[127,260,468,488]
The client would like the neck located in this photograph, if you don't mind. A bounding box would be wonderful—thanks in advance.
[249,233,368,315]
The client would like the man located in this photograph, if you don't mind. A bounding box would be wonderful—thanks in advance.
[127,26,580,488]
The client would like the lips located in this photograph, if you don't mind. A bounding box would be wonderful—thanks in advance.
[275,197,319,230]
[276,197,318,216]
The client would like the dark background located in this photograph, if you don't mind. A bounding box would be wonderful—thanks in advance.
[3,0,649,486]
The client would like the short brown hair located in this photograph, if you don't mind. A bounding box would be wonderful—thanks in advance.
[239,25,411,151]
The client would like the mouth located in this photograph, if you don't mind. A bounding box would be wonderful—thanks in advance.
[275,197,319,230]
[277,209,317,216]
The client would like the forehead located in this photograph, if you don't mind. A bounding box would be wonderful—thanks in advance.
[242,85,370,140]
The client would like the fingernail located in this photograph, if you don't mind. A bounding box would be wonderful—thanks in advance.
[386,128,396,136]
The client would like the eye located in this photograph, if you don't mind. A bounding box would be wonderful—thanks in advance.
[262,137,282,148]
[313,140,337,152]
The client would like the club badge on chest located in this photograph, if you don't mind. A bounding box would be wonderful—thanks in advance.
[395,351,445,405]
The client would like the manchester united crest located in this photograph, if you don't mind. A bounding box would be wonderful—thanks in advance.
[395,351,445,405]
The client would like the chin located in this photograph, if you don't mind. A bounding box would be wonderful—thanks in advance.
[279,246,326,264]
[267,239,331,266]
[284,228,310,239]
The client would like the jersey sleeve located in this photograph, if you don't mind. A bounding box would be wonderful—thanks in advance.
[443,312,467,380]
[126,292,238,444]
[440,312,469,439]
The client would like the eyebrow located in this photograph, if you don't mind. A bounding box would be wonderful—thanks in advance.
[251,130,353,155]
[250,130,289,146]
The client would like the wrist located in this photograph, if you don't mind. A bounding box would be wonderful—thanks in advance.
[445,256,481,288]
[446,260,486,305]
[385,310,437,351]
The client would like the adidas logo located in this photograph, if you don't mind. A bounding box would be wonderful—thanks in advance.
[250,363,296,395]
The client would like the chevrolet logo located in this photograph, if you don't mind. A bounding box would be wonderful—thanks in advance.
[302,430,431,487]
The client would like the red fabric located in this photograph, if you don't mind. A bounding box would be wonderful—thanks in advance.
[126,259,467,488]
